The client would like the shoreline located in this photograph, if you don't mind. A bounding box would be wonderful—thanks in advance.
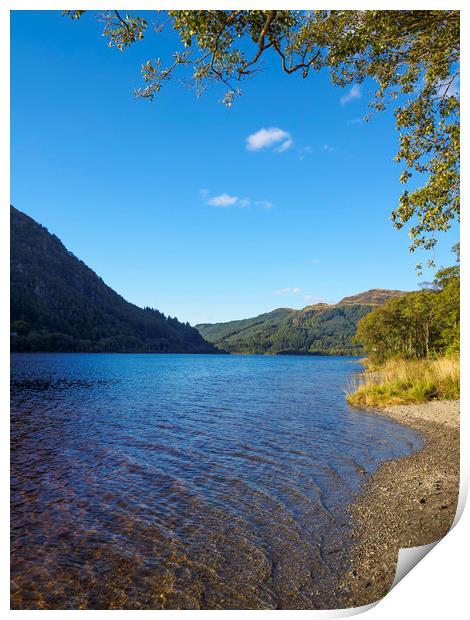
[339,399,460,608]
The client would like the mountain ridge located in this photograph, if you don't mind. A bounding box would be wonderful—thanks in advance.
[196,289,407,355]
[10,206,407,356]
[10,206,218,353]
[337,288,406,306]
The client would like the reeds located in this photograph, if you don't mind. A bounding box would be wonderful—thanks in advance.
[347,357,460,407]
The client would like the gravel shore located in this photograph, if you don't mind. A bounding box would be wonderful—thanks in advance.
[339,400,460,608]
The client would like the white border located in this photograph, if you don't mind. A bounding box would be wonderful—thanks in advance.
[2,2,467,618]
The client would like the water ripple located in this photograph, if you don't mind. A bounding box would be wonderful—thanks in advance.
[11,353,423,609]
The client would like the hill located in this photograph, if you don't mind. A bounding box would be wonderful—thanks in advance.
[337,289,406,306]
[10,206,218,353]
[196,290,407,355]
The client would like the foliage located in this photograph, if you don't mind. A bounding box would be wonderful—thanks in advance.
[10,206,218,353]
[347,356,459,406]
[196,293,403,355]
[354,246,460,363]
[65,9,460,262]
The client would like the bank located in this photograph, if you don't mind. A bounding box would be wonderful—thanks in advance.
[339,399,460,607]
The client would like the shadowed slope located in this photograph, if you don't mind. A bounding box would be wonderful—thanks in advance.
[10,206,218,353]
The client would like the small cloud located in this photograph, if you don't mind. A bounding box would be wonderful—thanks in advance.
[203,192,273,209]
[436,77,460,99]
[323,144,337,153]
[274,287,301,296]
[304,294,326,303]
[275,137,293,153]
[305,258,321,265]
[246,127,293,152]
[347,117,364,125]
[447,79,460,98]
[298,145,313,160]
[207,193,238,207]
[255,200,274,209]
[340,84,362,105]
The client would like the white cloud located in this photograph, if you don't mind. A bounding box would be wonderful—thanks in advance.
[436,77,460,99]
[246,127,293,152]
[204,191,273,209]
[275,137,293,153]
[347,116,364,125]
[298,145,313,160]
[274,287,301,296]
[207,193,239,207]
[305,258,321,265]
[323,144,337,153]
[340,84,362,105]
[255,200,274,209]
[447,79,460,98]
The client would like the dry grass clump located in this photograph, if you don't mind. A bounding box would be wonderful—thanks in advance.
[347,357,460,407]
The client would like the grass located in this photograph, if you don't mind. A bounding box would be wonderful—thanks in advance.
[347,357,460,407]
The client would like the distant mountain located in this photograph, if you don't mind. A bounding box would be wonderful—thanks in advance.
[10,206,218,353]
[196,290,407,355]
[337,289,405,306]
[196,308,295,346]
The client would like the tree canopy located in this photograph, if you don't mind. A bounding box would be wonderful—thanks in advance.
[65,10,460,265]
[354,244,460,363]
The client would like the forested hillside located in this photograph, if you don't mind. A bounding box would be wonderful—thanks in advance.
[196,290,406,355]
[10,206,218,353]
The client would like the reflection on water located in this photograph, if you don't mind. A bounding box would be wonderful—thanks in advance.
[11,353,423,609]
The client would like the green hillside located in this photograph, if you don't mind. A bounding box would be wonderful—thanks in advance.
[10,206,218,353]
[196,290,406,355]
[196,308,295,345]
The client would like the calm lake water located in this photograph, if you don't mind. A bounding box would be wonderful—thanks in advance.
[11,353,423,609]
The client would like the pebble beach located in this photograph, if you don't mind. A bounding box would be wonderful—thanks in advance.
[340,400,460,607]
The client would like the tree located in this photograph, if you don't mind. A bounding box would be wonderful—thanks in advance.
[433,243,460,354]
[65,10,459,264]
[433,242,460,289]
[354,250,460,362]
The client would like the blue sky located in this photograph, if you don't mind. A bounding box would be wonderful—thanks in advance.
[11,11,460,324]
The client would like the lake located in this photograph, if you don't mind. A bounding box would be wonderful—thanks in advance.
[11,353,423,609]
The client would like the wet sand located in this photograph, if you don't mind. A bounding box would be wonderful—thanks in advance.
[339,400,460,608]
